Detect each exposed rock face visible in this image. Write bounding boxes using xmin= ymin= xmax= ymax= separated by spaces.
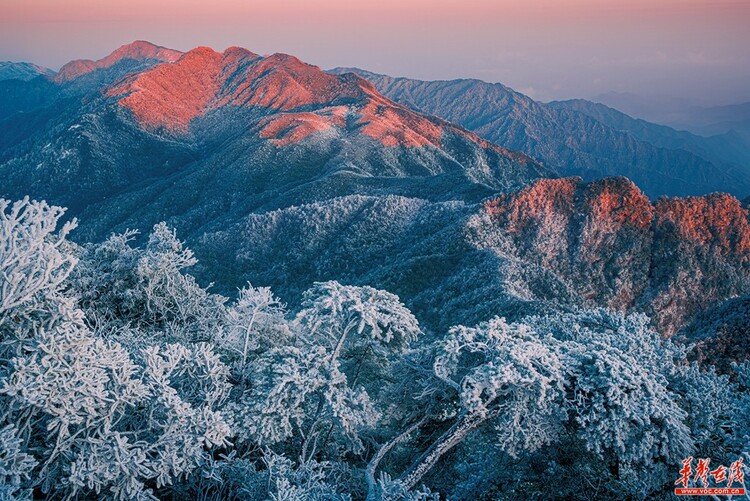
xmin=479 ymin=177 xmax=750 ymax=335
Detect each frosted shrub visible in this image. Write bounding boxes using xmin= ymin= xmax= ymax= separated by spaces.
xmin=2 ymin=319 xmax=232 ymax=499
xmin=364 ymin=310 xmax=710 ymax=499
xmin=0 ymin=201 xmax=231 ymax=499
xmin=264 ymin=453 xmax=352 ymax=501
xmin=222 ymin=284 xmax=291 ymax=369
xmin=70 ymin=223 xmax=226 ymax=339
xmin=296 ymin=281 xmax=421 ymax=358
xmin=375 ymin=317 xmax=569 ymax=495
xmin=226 ymin=282 xmax=422 ymax=471
xmin=0 ymin=425 xmax=37 ymax=501
xmin=0 ymin=197 xmax=77 ymax=341
xmin=531 ymin=311 xmax=692 ymax=462
xmin=728 ymin=361 xmax=750 ymax=454
xmin=296 ymin=281 xmax=422 ymax=404
xmin=435 ymin=318 xmax=568 ymax=455
xmin=228 ymin=343 xmax=378 ymax=456
xmin=137 ymin=223 xmax=216 ymax=327
xmin=374 ymin=472 xmax=440 ymax=501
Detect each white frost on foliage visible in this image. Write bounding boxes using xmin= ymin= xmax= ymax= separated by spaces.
xmin=0 ymin=424 xmax=37 ymax=500
xmin=1 ymin=196 xmax=749 ymax=500
xmin=434 ymin=317 xmax=568 ymax=456
xmin=296 ymin=281 xmax=421 ymax=359
xmin=0 ymin=197 xmax=77 ymax=337
xmin=222 ymin=283 xmax=290 ymax=368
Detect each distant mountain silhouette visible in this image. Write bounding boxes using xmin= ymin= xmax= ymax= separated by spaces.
xmin=0 ymin=61 xmax=54 ymax=81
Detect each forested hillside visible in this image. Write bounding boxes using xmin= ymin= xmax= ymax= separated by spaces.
xmin=2 ymin=41 xmax=750 ymax=499
xmin=1 ymin=197 xmax=749 ymax=500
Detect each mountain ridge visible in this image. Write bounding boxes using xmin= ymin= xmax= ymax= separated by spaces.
xmin=2 ymin=41 xmax=750 ymax=342
xmin=330 ymin=67 xmax=750 ymax=198
xmin=0 ymin=61 xmax=55 ymax=81
xmin=54 ymin=40 xmax=184 ymax=83
xmin=0 ymin=42 xmax=548 ymax=224
xmin=548 ymin=98 xmax=750 ymax=173
xmin=479 ymin=176 xmax=750 ymax=336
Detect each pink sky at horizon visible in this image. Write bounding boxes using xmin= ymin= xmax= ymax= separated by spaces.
xmin=2 ymin=0 xmax=749 ymax=106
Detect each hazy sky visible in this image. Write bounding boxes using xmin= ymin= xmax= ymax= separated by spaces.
xmin=2 ymin=0 xmax=749 ymax=105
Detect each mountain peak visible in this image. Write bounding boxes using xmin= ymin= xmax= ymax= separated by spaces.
xmin=105 ymin=44 xmax=448 ymax=147
xmin=223 ymin=46 xmax=261 ymax=61
xmin=55 ymin=40 xmax=183 ymax=83
xmin=181 ymin=46 xmax=221 ymax=60
xmin=0 ymin=61 xmax=55 ymax=81
xmin=107 ymin=40 xmax=181 ymax=61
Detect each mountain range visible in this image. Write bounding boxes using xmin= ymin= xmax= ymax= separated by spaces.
xmin=1 ymin=42 xmax=545 ymax=217
xmin=594 ymin=91 xmax=750 ymax=137
xmin=329 ymin=67 xmax=750 ymax=198
xmin=2 ymin=41 xmax=750 ymax=359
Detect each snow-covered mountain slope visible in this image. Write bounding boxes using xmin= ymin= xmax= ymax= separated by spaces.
xmin=3 ymin=42 xmax=750 ymax=339
xmin=193 ymin=177 xmax=750 ymax=335
xmin=0 ymin=61 xmax=54 ymax=81
xmin=0 ymin=43 xmax=547 ymax=219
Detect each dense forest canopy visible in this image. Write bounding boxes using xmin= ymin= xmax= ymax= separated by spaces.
xmin=2 ymin=197 xmax=749 ymax=500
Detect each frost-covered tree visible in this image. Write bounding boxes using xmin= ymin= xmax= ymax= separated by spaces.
xmin=4 ymin=196 xmax=750 ymax=500
xmin=295 ymin=281 xmax=422 ymax=410
xmin=70 ymin=223 xmax=226 ymax=340
xmin=187 ymin=450 xmax=357 ymax=501
xmin=2 ymin=320 xmax=232 ymax=499
xmin=364 ymin=310 xmax=702 ymax=500
xmin=365 ymin=317 xmax=568 ymax=499
xmin=533 ymin=311 xmax=693 ymax=498
xmin=296 ymin=281 xmax=421 ymax=362
xmin=1 ymin=200 xmax=231 ymax=499
xmin=0 ymin=197 xmax=77 ymax=343
xmin=226 ymin=282 xmax=421 ymax=467
xmin=221 ymin=284 xmax=291 ymax=370
xmin=726 ymin=361 xmax=750 ymax=456
xmin=226 ymin=342 xmax=379 ymax=457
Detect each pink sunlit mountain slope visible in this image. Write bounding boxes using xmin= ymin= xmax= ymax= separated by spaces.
xmin=0 ymin=41 xmax=547 ymax=219
xmin=105 ymin=44 xmax=535 ymax=159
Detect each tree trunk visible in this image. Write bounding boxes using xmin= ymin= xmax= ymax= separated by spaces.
xmin=365 ymin=417 xmax=427 ymax=501
xmin=398 ymin=409 xmax=498 ymax=491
